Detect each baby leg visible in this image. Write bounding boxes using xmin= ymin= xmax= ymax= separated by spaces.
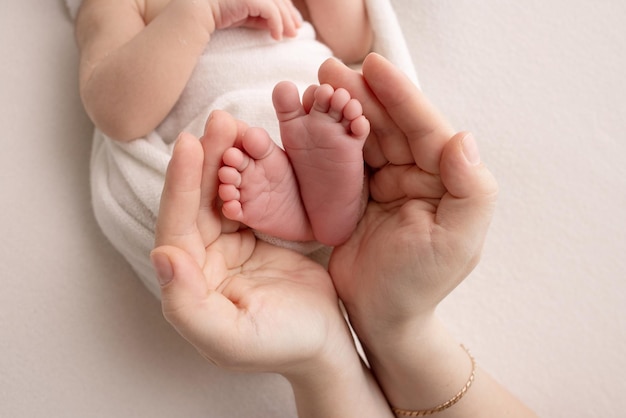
xmin=273 ymin=81 xmax=369 ymax=246
xmin=218 ymin=127 xmax=314 ymax=242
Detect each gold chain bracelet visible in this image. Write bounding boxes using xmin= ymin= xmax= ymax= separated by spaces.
xmin=391 ymin=345 xmax=476 ymax=416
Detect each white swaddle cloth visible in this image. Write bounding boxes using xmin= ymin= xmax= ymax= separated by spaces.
xmin=66 ymin=0 xmax=418 ymax=298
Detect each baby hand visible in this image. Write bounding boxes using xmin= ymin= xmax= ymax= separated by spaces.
xmin=210 ymin=0 xmax=302 ymax=40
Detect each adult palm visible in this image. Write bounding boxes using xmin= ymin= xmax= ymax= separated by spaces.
xmin=151 ymin=111 xmax=347 ymax=375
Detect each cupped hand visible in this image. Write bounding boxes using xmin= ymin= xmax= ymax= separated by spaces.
xmin=150 ymin=111 xmax=348 ymax=375
xmin=319 ymin=54 xmax=499 ymax=339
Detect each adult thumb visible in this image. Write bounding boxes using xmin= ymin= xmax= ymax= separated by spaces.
xmin=150 ymin=246 xmax=208 ymax=318
xmin=437 ymin=132 xmax=499 ymax=240
xmin=150 ymin=246 xmax=241 ymax=365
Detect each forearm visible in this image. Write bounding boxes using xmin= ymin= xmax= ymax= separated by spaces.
xmin=79 ymin=1 xmax=214 ymax=141
xmin=358 ymin=316 xmax=537 ymax=418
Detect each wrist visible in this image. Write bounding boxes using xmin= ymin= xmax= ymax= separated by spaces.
xmin=345 ymin=303 xmax=437 ymax=351
xmin=358 ymin=316 xmax=474 ymax=414
xmin=282 ymin=327 xmax=393 ymax=418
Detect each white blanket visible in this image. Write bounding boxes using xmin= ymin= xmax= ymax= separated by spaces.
xmin=66 ymin=0 xmax=418 ymax=298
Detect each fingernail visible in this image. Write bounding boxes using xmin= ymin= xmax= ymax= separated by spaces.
xmin=462 ymin=134 xmax=481 ymax=166
xmin=150 ymin=251 xmax=173 ymax=287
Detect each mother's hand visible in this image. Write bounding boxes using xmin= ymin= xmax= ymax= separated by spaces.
xmin=150 ymin=111 xmax=346 ymax=375
xmin=319 ymin=54 xmax=499 ymax=339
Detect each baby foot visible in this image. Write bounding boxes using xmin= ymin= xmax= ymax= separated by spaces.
xmin=218 ymin=126 xmax=314 ymax=242
xmin=273 ymin=81 xmax=370 ymax=246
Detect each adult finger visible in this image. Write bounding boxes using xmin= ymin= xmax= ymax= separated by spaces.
xmin=151 ymin=245 xmax=240 ymax=364
xmin=198 ymin=110 xmax=242 ymax=240
xmin=154 ymin=132 xmax=206 ymax=265
xmin=317 ymin=57 xmax=393 ymax=168
xmin=436 ymin=132 xmax=499 ymax=248
xmin=369 ymin=163 xmax=446 ymax=203
xmin=361 ymin=53 xmax=455 ymax=174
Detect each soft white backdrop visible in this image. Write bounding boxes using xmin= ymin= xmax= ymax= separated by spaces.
xmin=1 ymin=0 xmax=624 ymax=417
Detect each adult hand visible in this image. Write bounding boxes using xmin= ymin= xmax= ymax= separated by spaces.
xmin=150 ymin=110 xmax=345 ymax=375
xmin=316 ymin=54 xmax=541 ymax=418
xmin=319 ymin=53 xmax=499 ymax=341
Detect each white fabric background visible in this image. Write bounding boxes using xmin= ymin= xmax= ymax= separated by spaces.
xmin=1 ymin=0 xmax=624 ymax=416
